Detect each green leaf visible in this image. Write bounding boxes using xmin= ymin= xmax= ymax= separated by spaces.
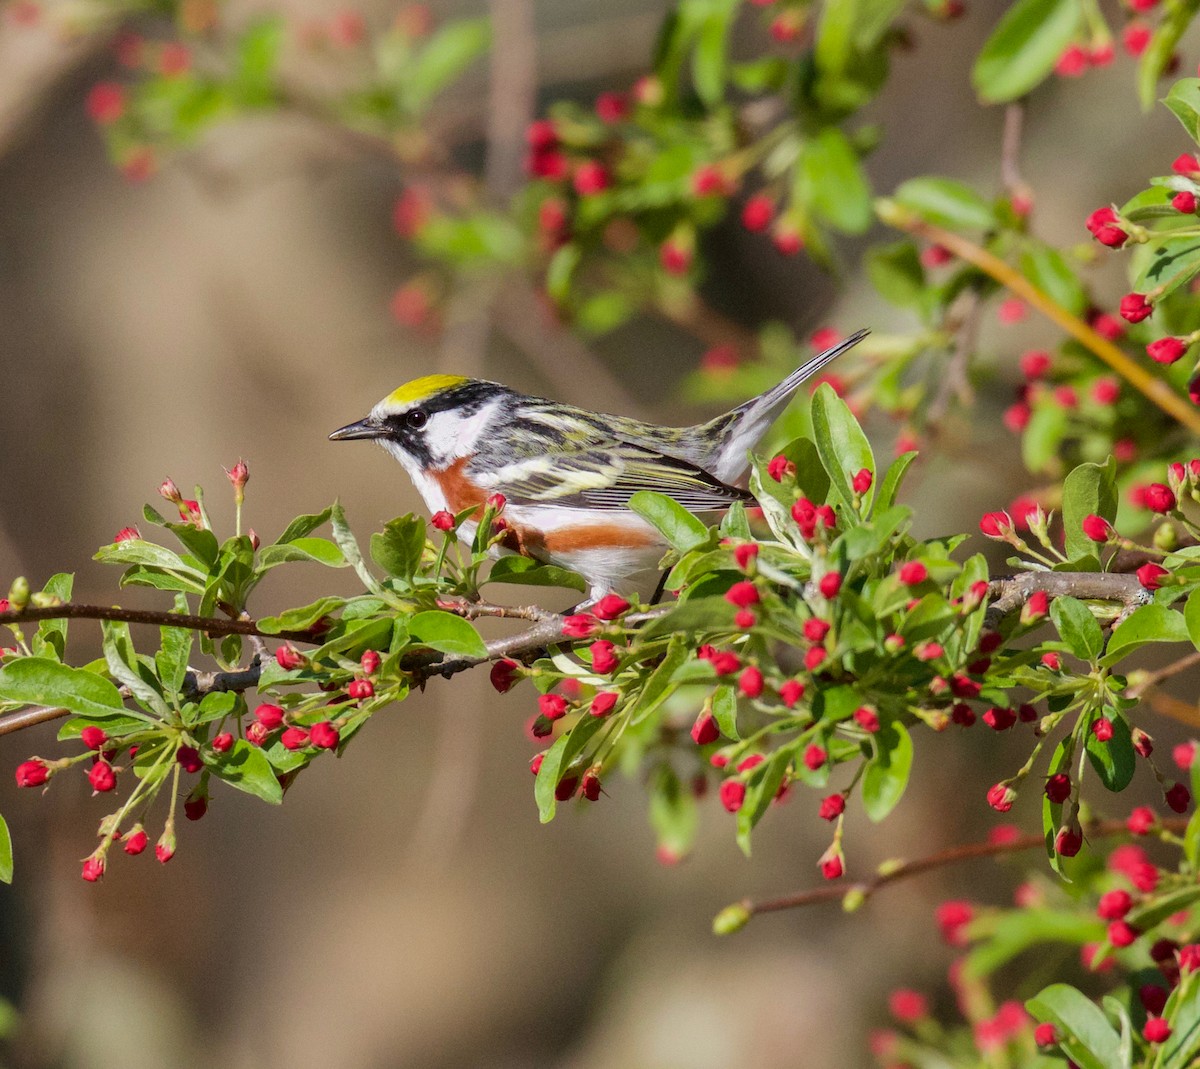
xmin=101 ymin=621 xmax=165 ymax=714
xmin=1186 ymin=587 xmax=1200 ymax=650
xmin=798 ymin=128 xmax=872 ymax=234
xmin=0 ymin=814 xmax=12 ymax=884
xmin=1103 ymin=604 xmax=1189 ymax=666
xmin=408 ymin=19 xmax=490 ymax=111
xmin=861 ymin=721 xmax=913 ymax=821
xmin=1085 ymin=713 xmax=1135 ymax=792
xmin=408 ymin=611 xmax=488 ymax=658
xmin=155 ymin=595 xmax=194 ymax=697
xmin=258 ymin=538 xmax=345 ymax=570
xmin=369 ymin=516 xmax=426 ymax=580
xmin=1139 ymin=3 xmax=1200 ymax=111
xmin=33 ymin=572 xmax=73 ymax=661
xmin=892 ymin=176 xmax=995 ymax=232
xmin=274 ymin=507 xmax=332 ymax=545
xmin=691 ymin=0 xmax=737 ymax=107
xmin=648 ymin=764 xmax=698 ymax=860
xmin=211 ymin=739 xmax=283 ymax=804
xmin=534 ymin=715 xmax=606 ymax=822
xmin=233 ymin=18 xmax=283 ymax=105
xmin=866 ymin=242 xmax=926 ymax=308
xmin=485 ymin=556 xmax=586 ymax=593
xmin=1130 ymin=233 xmax=1200 ymax=299
xmin=735 ymin=747 xmax=792 ymax=854
xmin=1127 ymin=885 xmax=1200 ymax=933
xmin=630 ymin=637 xmax=690 ymax=726
xmin=1020 ymin=244 xmax=1086 ymax=316
xmin=710 ymin=683 xmax=739 ymax=740
xmin=257 ymin=596 xmax=344 ymax=634
xmin=329 ymin=503 xmax=383 ymax=595
xmin=1050 ymin=597 xmax=1104 ymax=663
xmin=94 ymin=539 xmax=202 ymax=576
xmin=1025 ymin=983 xmax=1124 ymax=1069
xmin=967 ymin=911 xmax=1104 ymax=978
xmin=810 ymin=383 xmax=875 ymax=509
xmin=629 ymin=491 xmax=710 ymax=552
xmin=1160 ymin=970 xmax=1200 ymax=1069
xmin=1061 ymin=460 xmax=1117 ymax=561
xmin=0 ymin=658 xmax=137 ymax=721
xmin=972 ymin=0 xmax=1083 ymax=104
xmin=1165 ymin=78 xmax=1200 ymax=144
xmin=1022 ymin=403 xmax=1069 ymax=474
xmin=875 ymin=452 xmax=918 ymax=512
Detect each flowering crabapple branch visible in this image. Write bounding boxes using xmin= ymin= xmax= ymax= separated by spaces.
xmin=983 ymin=572 xmax=1151 ymax=629
xmin=724 ymin=816 xmax=1190 ymax=928
xmin=876 ymin=203 xmax=1200 ymax=437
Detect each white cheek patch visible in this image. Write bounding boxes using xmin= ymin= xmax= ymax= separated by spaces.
xmin=425 ymin=399 xmax=500 ymax=466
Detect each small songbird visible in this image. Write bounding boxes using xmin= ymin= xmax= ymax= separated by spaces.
xmin=330 ymin=329 xmax=866 ymax=602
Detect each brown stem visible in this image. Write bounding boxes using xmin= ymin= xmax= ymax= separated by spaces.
xmin=1129 ymin=649 xmax=1200 ymax=700
xmin=878 ymin=205 xmax=1200 ymax=436
xmin=985 ymin=571 xmax=1150 ymax=628
xmin=999 ymin=102 xmax=1031 ymax=204
xmin=743 ymin=816 xmax=1189 ymax=919
xmin=0 ymin=604 xmax=317 ymax=643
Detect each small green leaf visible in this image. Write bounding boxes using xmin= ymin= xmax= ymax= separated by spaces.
xmin=648 ymin=764 xmax=698 ymax=860
xmin=866 ymin=242 xmax=926 ymax=308
xmin=710 ymin=683 xmax=739 ymax=740
xmin=258 ymin=538 xmax=345 ymax=570
xmin=407 ymin=19 xmax=490 ymax=111
xmin=967 ymin=911 xmax=1104 ymax=978
xmin=1186 ymin=587 xmax=1200 ymax=650
xmin=630 ymin=637 xmax=690 ymax=726
xmin=972 ymin=0 xmax=1083 ymax=104
xmin=1020 ymin=244 xmax=1087 ymax=316
xmin=1061 ymin=460 xmax=1117 ymax=561
xmin=1165 ymin=78 xmax=1200 ymax=144
xmin=369 ymin=516 xmax=426 ymax=580
xmin=0 ymin=814 xmax=13 ymax=884
xmin=156 ymin=595 xmax=194 ymax=697
xmin=33 ymin=572 xmax=73 ymax=661
xmin=1159 ymin=968 xmax=1200 ymax=1069
xmin=1025 ymin=983 xmax=1124 ymax=1069
xmin=485 ymin=556 xmax=586 ymax=593
xmin=861 ymin=721 xmax=913 ymax=821
xmin=892 ymin=176 xmax=995 ymax=232
xmin=810 ymin=383 xmax=875 ymax=509
xmin=534 ymin=715 xmax=606 ymax=822
xmin=1139 ymin=4 xmax=1200 ymax=111
xmin=408 ymin=611 xmax=488 ymax=658
xmin=735 ymin=747 xmax=792 ymax=854
xmin=257 ymin=596 xmax=344 ymax=634
xmin=274 ymin=507 xmax=333 ymax=545
xmin=691 ymin=0 xmax=736 ymax=107
xmin=1022 ymin=403 xmax=1069 ymax=474
xmin=629 ymin=491 xmax=709 ymax=552
xmin=211 ymin=739 xmax=283 ymax=804
xmin=329 ymin=503 xmax=383 ymax=595
xmin=798 ymin=128 xmax=872 ymax=234
xmin=1103 ymin=604 xmax=1189 ymax=665
xmin=874 ymin=451 xmax=918 ymax=512
xmin=1085 ymin=713 xmax=1135 ymax=792
xmin=1050 ymin=597 xmax=1104 ymax=663
xmin=0 ymin=659 xmax=135 ymax=721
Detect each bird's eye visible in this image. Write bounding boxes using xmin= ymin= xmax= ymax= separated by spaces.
xmin=406 ymin=408 xmax=428 ymax=430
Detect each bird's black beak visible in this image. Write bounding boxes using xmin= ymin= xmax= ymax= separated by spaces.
xmin=329 ymin=417 xmax=383 ymax=442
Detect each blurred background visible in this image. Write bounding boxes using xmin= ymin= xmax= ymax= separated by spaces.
xmin=0 ymin=1 xmax=1196 ymax=1066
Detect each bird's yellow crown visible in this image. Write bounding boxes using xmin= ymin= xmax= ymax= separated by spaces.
xmin=384 ymin=375 xmax=469 ymax=409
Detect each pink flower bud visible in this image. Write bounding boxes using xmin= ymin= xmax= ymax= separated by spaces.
xmin=851 ymin=468 xmax=873 ymax=494
xmin=819 ymin=794 xmax=845 ymax=821
xmin=431 ymin=510 xmax=456 ymax=532
xmin=590 ymin=639 xmax=619 ymax=674
xmin=987 ymin=783 xmax=1015 ymax=812
xmin=691 ymin=711 xmax=719 ymax=746
xmin=1082 ymin=514 xmax=1111 ymax=542
xmin=741 ymin=193 xmax=774 ymax=232
xmin=779 ymin=680 xmax=804 ymax=708
xmin=360 ymin=649 xmax=381 ymax=675
xmin=589 ymin=691 xmax=618 ymax=718
xmin=81 ymin=856 xmax=106 ymax=882
xmin=898 ymin=561 xmax=928 ymax=585
xmin=724 ymin=581 xmax=759 ymax=608
xmin=819 ymin=572 xmax=842 ymax=598
xmin=14 ymin=759 xmax=51 ymax=790
xmin=347 ymin=679 xmax=375 ymax=701
xmin=176 ymin=746 xmax=202 ymax=773
xmin=562 ymin=614 xmax=598 ymax=638
xmin=81 ymin=726 xmax=108 ymax=751
xmin=1147 ymin=337 xmax=1188 ymax=364
xmin=114 ymin=526 xmax=140 ymax=543
xmin=803 ymin=744 xmax=827 ymax=770
xmin=573 ymin=160 xmax=609 ymax=196
xmin=211 ymin=732 xmax=234 ymax=753
xmin=310 ymin=721 xmax=340 ymax=749
xmin=538 ymin=693 xmax=568 ymax=722
xmin=489 ymin=658 xmax=519 ymax=693
xmin=1144 ymin=1018 xmax=1172 ymax=1044
xmin=1097 ymin=889 xmax=1132 ymax=920
xmin=591 ymin=594 xmax=630 ymax=620
xmin=979 ymin=511 xmax=1012 ymax=538
xmin=280 ymin=726 xmax=310 ymax=751
xmin=738 ymin=665 xmax=764 ymax=698
xmin=254 ymin=703 xmax=285 ymax=730
xmin=1137 ymin=563 xmax=1170 ymax=590
xmin=1127 ymin=806 xmax=1155 ymax=835
xmin=123 ymin=828 xmax=148 ymax=855
xmin=275 ymin=645 xmax=305 ymax=671
xmin=1120 ymin=292 xmax=1153 ymax=322
xmin=88 ymin=761 xmax=116 ymax=793
xmin=854 ymin=706 xmax=880 ymax=732
xmin=719 ymin=779 xmax=745 ymax=812
xmin=1092 ymin=717 xmax=1114 ymax=741
xmin=766 ymin=455 xmax=795 ymax=481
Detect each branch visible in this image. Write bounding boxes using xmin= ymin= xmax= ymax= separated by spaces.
xmin=739 ymin=816 xmax=1189 ymax=920
xmin=877 ymin=204 xmax=1200 ymax=437
xmin=985 ymin=571 xmax=1150 ymax=628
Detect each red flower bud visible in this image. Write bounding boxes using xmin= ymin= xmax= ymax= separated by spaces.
xmin=851 ymin=468 xmax=873 ymax=494
xmin=81 ymin=856 xmax=106 ymax=882
xmin=888 ymin=989 xmax=928 ymax=1023
xmin=1044 ymin=773 xmax=1071 ymax=803
xmin=741 ymin=193 xmax=774 ymax=232
xmin=766 ymin=455 xmax=795 ymax=482
xmin=1020 ymin=349 xmax=1052 ymax=378
xmin=804 ymin=647 xmax=827 ymax=671
xmin=1055 ymin=43 xmax=1089 ymax=77
xmin=1173 ymin=191 xmax=1197 ymax=214
xmin=659 ymin=239 xmax=691 ymax=275
xmin=738 ymin=665 xmax=764 ymax=698
xmin=1127 ymin=806 xmax=1155 ymax=835
xmin=310 ymin=721 xmax=340 ymax=749
xmin=280 ymin=726 xmax=310 ymax=751
xmin=114 ymin=526 xmax=140 ymax=543
xmin=819 ymin=572 xmax=842 ymax=598
xmin=275 ymin=645 xmax=305 ymax=671
xmin=803 ymin=744 xmax=827 ymax=771
xmin=255 ymin=704 xmax=285 ymax=729
xmin=1033 ymin=1023 xmax=1058 ymax=1048
xmin=724 ymin=581 xmax=759 ymax=608
xmin=979 ymin=511 xmax=1012 ymax=538
xmin=898 ymin=561 xmax=928 ymax=585
xmin=595 ymin=91 xmax=628 ymax=123
xmin=80 ymin=726 xmax=108 ymax=751
xmin=123 ymin=828 xmax=148 ymax=855
xmin=779 ymin=680 xmax=804 ymax=708
xmin=709 ymin=650 xmax=740 ymax=675
xmin=691 ymin=711 xmax=719 ymax=746
xmin=590 ymin=691 xmax=618 ymax=718
xmin=184 ymin=795 xmax=208 ymax=821
xmin=1055 ymin=826 xmax=1082 ymax=857
xmin=562 ymin=614 xmax=599 ymax=638
xmin=538 ymin=693 xmax=568 ymax=722
xmin=719 ymin=779 xmax=745 ymax=812
xmin=983 ymin=706 xmax=1016 ymax=731
xmin=581 ymin=771 xmax=602 ymax=801
xmin=86 ymin=82 xmax=125 ymax=124
xmin=592 ymin=594 xmax=630 ymax=620
xmin=88 ymin=761 xmax=116 ymax=792
xmin=987 ymin=783 xmax=1015 ymax=812
xmin=803 ymin=618 xmax=830 ymax=642
xmin=1085 ymin=206 xmax=1128 ymax=247
xmin=489 ymin=658 xmax=520 ymax=693
xmin=1081 ymin=514 xmax=1111 ymax=542
xmin=246 ymin=721 xmax=268 ymax=746
xmin=431 ymin=510 xmax=456 ymax=532
xmin=155 ymin=841 xmax=175 ymax=864
xmin=1147 ymin=337 xmax=1188 ymax=364
xmin=1174 ymin=153 xmax=1200 ymax=175
xmin=1166 ymin=781 xmax=1192 ymax=813
xmin=1144 ymin=1018 xmax=1172 ymax=1044
xmin=360 ymin=649 xmax=381 ymax=675
xmin=211 ymin=732 xmax=234 ymax=753
xmin=854 ymin=706 xmax=880 ymax=732
xmin=733 ymin=542 xmax=759 ymax=570
xmin=347 ymin=679 xmax=375 ymax=701
xmin=819 ymin=794 xmax=845 ymax=821
xmin=573 ymin=160 xmax=609 ymax=196
xmin=1097 ymin=889 xmax=1133 ymax=920
xmin=1120 ymin=292 xmax=1153 ymax=322
xmin=590 ymin=639 xmax=619 ymax=674
xmin=176 ymin=746 xmax=202 ymax=773
xmin=1174 ymin=741 xmax=1196 ymax=769
xmin=1092 ymin=717 xmax=1114 ymax=741
xmin=820 ymin=854 xmax=843 ymax=880
xmin=1137 ymin=562 xmax=1170 ymax=590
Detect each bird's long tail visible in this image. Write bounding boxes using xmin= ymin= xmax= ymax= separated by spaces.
xmin=703 ymin=328 xmax=870 ymax=484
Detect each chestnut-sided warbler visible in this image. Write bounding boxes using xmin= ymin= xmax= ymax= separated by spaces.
xmin=330 ymin=330 xmax=866 ymax=602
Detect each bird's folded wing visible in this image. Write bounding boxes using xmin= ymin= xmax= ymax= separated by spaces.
xmin=487 ymin=444 xmax=753 ymax=513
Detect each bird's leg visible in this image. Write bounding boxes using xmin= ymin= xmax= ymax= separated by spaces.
xmin=649 ymin=569 xmax=670 ymax=607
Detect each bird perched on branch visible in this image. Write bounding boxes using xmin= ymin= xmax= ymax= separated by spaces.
xmin=330 ymin=329 xmax=867 ymax=602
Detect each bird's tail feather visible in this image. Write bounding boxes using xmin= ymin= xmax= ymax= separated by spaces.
xmin=701 ymin=328 xmax=869 ymax=484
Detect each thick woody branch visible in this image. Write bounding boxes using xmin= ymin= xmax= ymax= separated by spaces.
xmin=0 ymin=603 xmax=318 ymax=643
xmin=740 ymin=817 xmax=1189 ymax=921
xmin=985 ymin=571 xmax=1150 ymax=629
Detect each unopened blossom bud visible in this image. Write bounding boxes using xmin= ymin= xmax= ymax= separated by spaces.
xmin=734 ymin=609 xmax=755 ymax=629
xmin=184 ymin=793 xmax=208 ymax=821
xmin=176 ymin=746 xmax=202 ymax=773
xmin=562 ymin=614 xmax=598 ymax=639
xmin=1120 ymin=292 xmax=1154 ymax=322
xmin=590 ymin=640 xmax=619 ymax=674
xmin=691 ymin=711 xmax=719 ymax=746
xmin=1137 ymin=563 xmax=1170 ymax=590
xmin=158 ymin=478 xmax=183 ymax=504
xmin=803 ymin=744 xmax=827 ymax=770
xmin=275 ymin=645 xmax=305 ymax=671
xmin=489 ymin=658 xmax=519 ymax=693
xmin=590 ymin=691 xmax=618 ymax=718
xmin=819 ymin=850 xmax=844 ymax=880
xmin=1021 ymin=590 xmax=1050 ymax=624
xmin=733 ymin=543 xmax=759 ymax=570
xmin=979 ymin=511 xmax=1013 ymax=538
xmin=819 ymin=572 xmax=842 ymax=598
xmin=431 ymin=510 xmax=455 ymax=532
xmin=1173 ymin=190 xmax=1198 ymax=214
xmin=224 ymin=459 xmax=249 ymax=505
xmin=581 ymin=770 xmax=602 ymax=801
xmin=1147 ymin=337 xmax=1188 ymax=365
xmin=739 ymin=665 xmax=764 ymax=698
xmin=155 ymin=830 xmax=175 ymax=864
xmin=592 ymin=594 xmax=630 ymax=620
xmin=804 ymin=618 xmax=830 ymax=642
xmin=15 ymin=758 xmax=49 ymax=788
xmin=211 ymin=732 xmax=234 ymax=753
xmin=255 ymin=704 xmax=285 ymax=730
xmin=766 ymin=455 xmax=795 ymax=481
xmin=819 ymin=794 xmax=845 ymax=821
xmin=779 ymin=680 xmax=804 ymax=708
xmin=1044 ymin=773 xmax=1071 ymax=803
xmin=114 ymin=526 xmax=140 ymax=543
xmin=1092 ymin=717 xmax=1114 ymax=741
xmin=280 ymin=726 xmax=310 ymax=751
xmin=854 ymin=706 xmax=880 ymax=732
xmin=1166 ymin=781 xmax=1192 ymax=812
xmin=987 ymin=783 xmax=1016 ymax=812
xmin=852 ymin=468 xmax=873 ymax=494
xmin=81 ymin=855 xmax=106 ymax=882
xmin=310 ymin=721 xmax=340 ymax=749
xmin=88 ymin=761 xmax=116 ymax=793
xmin=1097 ymin=889 xmax=1133 ymax=920
xmin=246 ymin=721 xmax=268 ymax=746
xmin=538 ymin=693 xmax=568 ymax=722
xmin=80 ymin=726 xmax=108 ymax=751
xmin=1034 ymin=1023 xmax=1058 ymax=1047
xmin=360 ymin=649 xmax=381 ymax=675
xmin=719 ymin=779 xmax=745 ymax=813
xmin=724 ymin=581 xmax=759 ymax=608
xmin=1133 ymin=728 xmax=1154 ymax=757
xmin=123 ymin=826 xmax=148 ymax=855
xmin=1055 ymin=824 xmax=1083 ymax=857
xmin=348 ymin=679 xmax=375 ymax=701
xmin=1082 ymin=514 xmax=1111 ymax=542
xmin=1144 ymin=1018 xmax=1172 ymax=1044
xmin=898 ymin=561 xmax=927 ymax=585
xmin=7 ymin=577 xmax=28 ymax=611
xmin=1174 ymin=741 xmax=1196 ymax=769
xmin=1127 ymin=806 xmax=1155 ymax=835
xmin=1174 ymin=153 xmax=1200 ymax=176
xmin=1085 ymin=206 xmax=1128 ymax=247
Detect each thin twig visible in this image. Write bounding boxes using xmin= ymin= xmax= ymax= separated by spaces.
xmin=0 ymin=604 xmax=317 ymax=643
xmin=999 ymin=102 xmax=1031 ymax=205
xmin=928 ymin=290 xmax=983 ymax=426
xmin=1129 ymin=649 xmax=1200 ymax=700
xmin=742 ymin=816 xmax=1189 ymax=919
xmin=877 ymin=204 xmax=1200 ymax=436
